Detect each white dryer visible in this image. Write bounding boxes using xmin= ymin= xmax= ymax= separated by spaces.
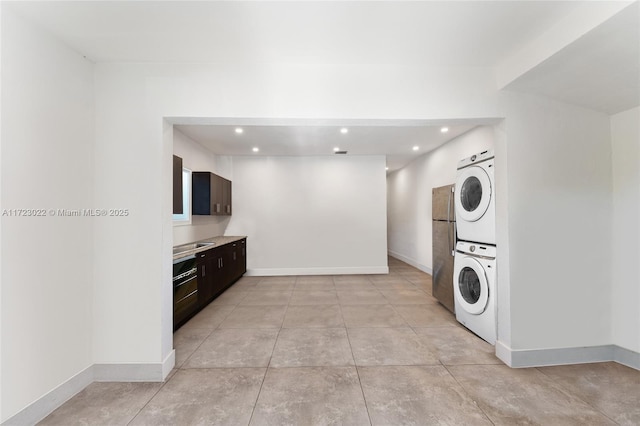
xmin=455 ymin=150 xmax=495 ymax=245
xmin=453 ymin=241 xmax=496 ymax=345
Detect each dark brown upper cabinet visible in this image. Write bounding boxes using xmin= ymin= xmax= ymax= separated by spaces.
xmin=192 ymin=171 xmax=232 ymax=216
xmin=173 ymin=155 xmax=183 ymax=214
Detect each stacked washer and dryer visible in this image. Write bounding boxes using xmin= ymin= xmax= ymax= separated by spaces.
xmin=453 ymin=150 xmax=497 ymax=344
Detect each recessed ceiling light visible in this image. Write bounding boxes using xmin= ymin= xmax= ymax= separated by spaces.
xmin=252 ymin=147 xmax=259 ymax=152
xmin=333 ymin=147 xmax=340 ymax=152
xmin=235 ymin=127 xmax=244 ymax=134
xmin=340 ymin=128 xmax=348 ymax=134
xmin=413 ymin=146 xmax=419 ymax=151
xmin=386 ymin=167 xmax=389 ymax=171
xmin=440 ymin=127 xmax=449 ymax=133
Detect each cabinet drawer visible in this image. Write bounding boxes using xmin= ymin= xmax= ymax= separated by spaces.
xmin=174 ymin=288 xmax=198 ymax=323
xmin=175 ymin=275 xmax=197 ymax=302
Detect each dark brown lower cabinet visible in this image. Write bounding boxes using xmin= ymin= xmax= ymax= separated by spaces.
xmin=185 ymin=239 xmax=247 ymax=326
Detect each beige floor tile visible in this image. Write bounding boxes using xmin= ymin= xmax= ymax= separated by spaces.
xmin=393 ymin=304 xmax=458 ymax=327
xmin=270 ymin=328 xmax=354 ymax=367
xmin=282 ymin=305 xmax=345 ymax=328
xmin=537 ymin=362 xmax=640 ymax=425
xmin=414 ymin=326 xmax=501 ymax=365
xmin=367 ymin=273 xmax=408 ymax=283
xmin=250 ymin=367 xmax=370 ymax=425
xmin=257 ymin=276 xmax=296 ymax=285
xmin=172 ymin=327 xmax=212 ymax=368
xmin=295 ymin=275 xmax=335 ymax=286
xmin=371 ymin=281 xmax=418 ymax=291
xmin=39 ymin=382 xmax=162 ymax=426
xmin=210 ymin=289 xmax=249 ymax=305
xmin=239 ymin=290 xmax=292 ymax=305
xmin=333 ymin=274 xmax=372 ymax=284
xmin=218 ymin=305 xmax=287 ymax=328
xmin=337 ymin=289 xmax=387 ymax=305
xmin=359 ymin=365 xmax=493 ymax=425
xmin=130 ymin=368 xmax=265 ymax=426
xmin=335 ymin=281 xmax=377 ymax=290
xmin=348 ymin=327 xmax=439 ymax=366
xmin=380 ymin=289 xmax=436 ymax=305
xmin=342 ymin=304 xmax=407 ymax=328
xmin=183 ymin=329 xmax=278 ymax=368
xmin=253 ymin=282 xmax=296 ymax=291
xmin=178 ymin=304 xmax=235 ymax=331
xmin=289 ymin=290 xmax=339 ymax=305
xmin=448 ymin=364 xmax=617 ymax=425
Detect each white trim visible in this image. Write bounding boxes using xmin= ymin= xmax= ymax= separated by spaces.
xmin=93 ymin=362 xmax=167 ymax=382
xmin=495 ymin=341 xmax=640 ymax=370
xmin=1 ymin=358 xmax=176 ymax=425
xmin=387 ymin=251 xmax=433 ymax=274
xmin=613 ymin=345 xmax=640 ymax=370
xmin=162 ymin=350 xmax=176 ymax=380
xmin=1 ymin=365 xmax=93 ymax=426
xmin=245 ymin=266 xmax=389 ymax=276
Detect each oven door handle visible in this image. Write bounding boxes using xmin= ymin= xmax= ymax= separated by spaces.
xmin=174 ymin=274 xmax=197 ymax=288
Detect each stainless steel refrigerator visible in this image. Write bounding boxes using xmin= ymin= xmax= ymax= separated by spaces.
xmin=432 ymin=184 xmax=456 ymax=313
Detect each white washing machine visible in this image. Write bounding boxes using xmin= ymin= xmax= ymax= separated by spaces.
xmin=455 ymin=150 xmax=495 ymax=245
xmin=453 ymin=241 xmax=496 ymax=345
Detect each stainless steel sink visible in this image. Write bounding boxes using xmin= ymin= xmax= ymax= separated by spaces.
xmin=196 ymin=242 xmax=215 ymax=247
xmin=173 ymin=241 xmax=216 ymax=256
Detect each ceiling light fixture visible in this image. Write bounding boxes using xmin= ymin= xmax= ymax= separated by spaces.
xmin=252 ymin=147 xmax=259 ymax=152
xmin=340 ymin=128 xmax=348 ymax=134
xmin=440 ymin=127 xmax=449 ymax=133
xmin=413 ymin=146 xmax=419 ymax=151
xmin=333 ymin=147 xmax=340 ymax=152
xmin=235 ymin=127 xmax=244 ymax=134
xmin=386 ymin=167 xmax=389 ymax=171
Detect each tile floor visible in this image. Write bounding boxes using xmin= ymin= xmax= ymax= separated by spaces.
xmin=39 ymin=257 xmax=640 ymax=425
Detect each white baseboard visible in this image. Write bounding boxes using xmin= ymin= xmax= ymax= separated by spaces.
xmin=2 ymin=365 xmax=93 ymax=426
xmin=495 ymin=341 xmax=640 ymax=370
xmin=613 ymin=345 xmax=640 ymax=370
xmin=162 ymin=349 xmax=176 ymax=380
xmin=387 ymin=251 xmax=433 ymax=274
xmin=2 ymin=358 xmax=173 ymax=426
xmin=246 ymin=266 xmax=389 ymax=276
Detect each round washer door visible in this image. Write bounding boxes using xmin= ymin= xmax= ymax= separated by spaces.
xmin=455 ymin=256 xmax=489 ymax=315
xmin=455 ymin=166 xmax=492 ymax=222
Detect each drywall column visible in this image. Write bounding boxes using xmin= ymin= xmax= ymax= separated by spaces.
xmin=497 ymin=92 xmax=613 ymax=364
xmin=610 ymin=107 xmax=640 ymax=361
xmin=1 ymin=8 xmax=95 ymax=423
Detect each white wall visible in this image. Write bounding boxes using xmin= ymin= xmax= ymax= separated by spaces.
xmin=500 ymin=92 xmax=612 ymax=352
xmin=387 ymin=126 xmax=495 ymax=272
xmin=89 ymin=61 xmax=500 ymax=378
xmin=226 ymin=155 xmax=388 ymax=275
xmin=172 ymin=128 xmax=231 ymax=246
xmin=610 ymin=107 xmax=640 ymax=354
xmin=0 ymin=10 xmax=95 ymax=422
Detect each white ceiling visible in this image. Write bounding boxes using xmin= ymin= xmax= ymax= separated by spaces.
xmin=175 ymin=120 xmax=483 ymax=171
xmin=504 ymin=1 xmax=639 ymax=115
xmin=5 ymin=1 xmax=588 ymax=65
xmin=5 ymin=1 xmax=638 ymax=171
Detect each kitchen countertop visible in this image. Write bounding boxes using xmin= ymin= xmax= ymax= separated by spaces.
xmin=173 ymin=236 xmax=247 ymax=260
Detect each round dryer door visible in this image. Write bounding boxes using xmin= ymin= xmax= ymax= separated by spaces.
xmin=455 ymin=256 xmax=489 ymax=315
xmin=455 ymin=166 xmax=492 ymax=222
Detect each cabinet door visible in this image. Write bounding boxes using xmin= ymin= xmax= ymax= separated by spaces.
xmin=222 ymin=178 xmax=232 ymax=215
xmin=196 ymin=252 xmax=213 ymax=307
xmin=192 ymin=172 xmax=212 ymax=215
xmin=173 ymin=155 xmax=183 ymax=214
xmin=239 ymin=238 xmax=247 ymax=276
xmin=211 ymin=174 xmax=224 ymax=215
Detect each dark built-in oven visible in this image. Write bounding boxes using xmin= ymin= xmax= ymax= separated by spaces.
xmin=173 ymin=255 xmax=198 ymax=330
